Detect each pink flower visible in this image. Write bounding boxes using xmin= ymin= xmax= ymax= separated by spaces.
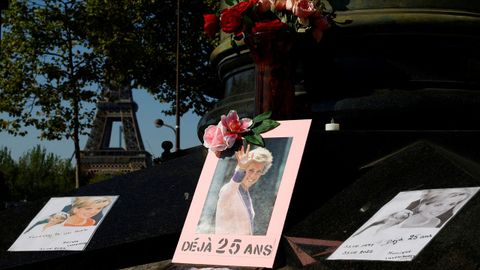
xmin=285 ymin=0 xmax=296 ymax=11
xmin=221 ymin=110 xmax=253 ymax=134
xmin=292 ymin=0 xmax=316 ymax=18
xmin=203 ymin=123 xmax=238 ymax=152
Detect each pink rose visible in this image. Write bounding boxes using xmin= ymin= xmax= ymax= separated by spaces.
xmin=292 ymin=0 xmax=316 ymax=18
xmin=203 ymin=123 xmax=238 ymax=152
xmin=285 ymin=0 xmax=296 ymax=10
xmin=221 ymin=110 xmax=252 ymax=134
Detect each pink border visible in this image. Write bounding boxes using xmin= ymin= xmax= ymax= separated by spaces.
xmin=173 ymin=120 xmax=311 ymax=267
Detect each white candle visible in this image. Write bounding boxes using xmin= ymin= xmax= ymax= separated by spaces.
xmin=325 ymin=119 xmax=340 ymax=131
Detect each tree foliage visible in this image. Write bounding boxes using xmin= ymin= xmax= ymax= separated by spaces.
xmin=0 ymin=0 xmax=102 ymax=187
xmin=1 ymin=0 xmax=220 ymax=187
xmin=0 ymin=146 xmax=75 ymax=202
xmin=1 ymin=0 xmax=219 ymax=131
xmin=85 ymin=0 xmax=219 ymax=116
xmin=0 ymin=0 xmax=99 ymax=139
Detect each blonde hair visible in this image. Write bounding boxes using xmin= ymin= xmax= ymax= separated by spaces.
xmin=248 ymin=147 xmax=273 ymax=174
xmin=70 ymin=196 xmax=112 ymax=214
xmin=414 ymin=190 xmax=470 ymax=214
xmin=420 ymin=190 xmax=469 ymax=205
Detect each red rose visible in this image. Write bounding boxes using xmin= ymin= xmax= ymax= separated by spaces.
xmin=274 ymin=0 xmax=287 ymax=11
xmin=257 ymin=0 xmax=272 ymax=13
xmin=251 ymin=19 xmax=287 ymax=33
xmin=220 ymin=8 xmax=243 ymax=34
xmin=312 ymin=13 xmax=330 ymax=30
xmin=311 ymin=13 xmax=329 ymax=42
xmin=203 ymin=14 xmax=219 ymax=38
xmin=232 ymin=0 xmax=257 ymax=14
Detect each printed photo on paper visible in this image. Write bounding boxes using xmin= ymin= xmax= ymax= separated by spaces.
xmin=196 ymin=137 xmax=291 ymax=236
xmin=328 ymin=187 xmax=479 ymax=261
xmin=9 ymin=196 xmax=118 ymax=251
xmin=173 ymin=120 xmax=311 ymax=268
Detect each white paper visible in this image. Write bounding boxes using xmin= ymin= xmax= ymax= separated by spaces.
xmin=9 ymin=196 xmax=118 ymax=251
xmin=328 ymin=187 xmax=479 ymax=261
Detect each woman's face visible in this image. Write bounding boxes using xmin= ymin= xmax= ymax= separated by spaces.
xmin=418 ymin=193 xmax=467 ymax=218
xmin=48 ymin=214 xmax=65 ymax=224
xmin=73 ymin=202 xmax=106 ymax=219
xmin=241 ymin=162 xmax=266 ymax=189
xmin=385 ymin=210 xmax=412 ymax=225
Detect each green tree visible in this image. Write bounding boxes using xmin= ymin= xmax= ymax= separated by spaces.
xmin=0 ymin=147 xmax=16 ymax=203
xmin=85 ymin=0 xmax=219 ymax=116
xmin=15 ymin=145 xmax=74 ymax=201
xmin=0 ymin=146 xmax=74 ymax=202
xmin=1 ymin=0 xmax=219 ymax=189
xmin=0 ymin=0 xmax=100 ymax=188
xmin=0 ymin=147 xmax=16 ymax=181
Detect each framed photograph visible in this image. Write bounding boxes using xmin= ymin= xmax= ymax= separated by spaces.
xmin=173 ymin=119 xmax=311 ymax=268
xmin=8 ymin=196 xmax=118 ymax=251
xmin=328 ymin=187 xmax=479 ymax=261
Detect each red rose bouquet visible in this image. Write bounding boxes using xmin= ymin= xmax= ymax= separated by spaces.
xmin=203 ymin=0 xmax=334 ymax=43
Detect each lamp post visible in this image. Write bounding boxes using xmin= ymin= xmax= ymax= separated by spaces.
xmin=174 ymin=0 xmax=181 ymax=155
xmin=154 ymin=119 xmax=179 ymax=152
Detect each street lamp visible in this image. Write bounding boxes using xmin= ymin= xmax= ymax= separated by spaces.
xmin=154 ymin=119 xmax=179 ymax=152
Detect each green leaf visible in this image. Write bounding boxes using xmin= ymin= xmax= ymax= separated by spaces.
xmin=252 ymin=119 xmax=280 ymax=134
xmin=253 ymin=111 xmax=272 ymax=123
xmin=244 ymin=134 xmax=264 ymax=147
xmin=225 ymin=0 xmax=235 ymax=6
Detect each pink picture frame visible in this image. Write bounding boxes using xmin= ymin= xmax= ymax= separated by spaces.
xmin=173 ymin=119 xmax=311 ymax=268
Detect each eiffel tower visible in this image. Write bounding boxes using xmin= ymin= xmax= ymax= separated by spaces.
xmin=80 ymin=85 xmax=152 ymax=176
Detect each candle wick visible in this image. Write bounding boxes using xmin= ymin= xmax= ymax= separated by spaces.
xmin=331 ymin=118 xmax=335 ymax=124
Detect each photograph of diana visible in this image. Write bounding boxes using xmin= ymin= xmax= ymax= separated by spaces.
xmin=350 ymin=187 xmax=478 ymax=241
xmin=8 ymin=196 xmax=118 ymax=251
xmin=328 ymin=187 xmax=479 ymax=261
xmin=196 ymin=137 xmax=292 ymax=235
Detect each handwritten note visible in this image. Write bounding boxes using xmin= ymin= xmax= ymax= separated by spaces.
xmin=9 ymin=196 xmax=118 ymax=251
xmin=329 ymin=187 xmax=479 ymax=261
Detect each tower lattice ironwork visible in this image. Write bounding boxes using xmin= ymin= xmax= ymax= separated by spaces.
xmin=80 ymin=85 xmax=151 ymax=176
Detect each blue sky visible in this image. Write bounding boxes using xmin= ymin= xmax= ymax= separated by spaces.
xmin=0 ymin=90 xmax=202 ymax=161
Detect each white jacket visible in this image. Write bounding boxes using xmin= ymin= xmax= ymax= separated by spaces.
xmin=215 ymin=173 xmax=254 ymax=235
